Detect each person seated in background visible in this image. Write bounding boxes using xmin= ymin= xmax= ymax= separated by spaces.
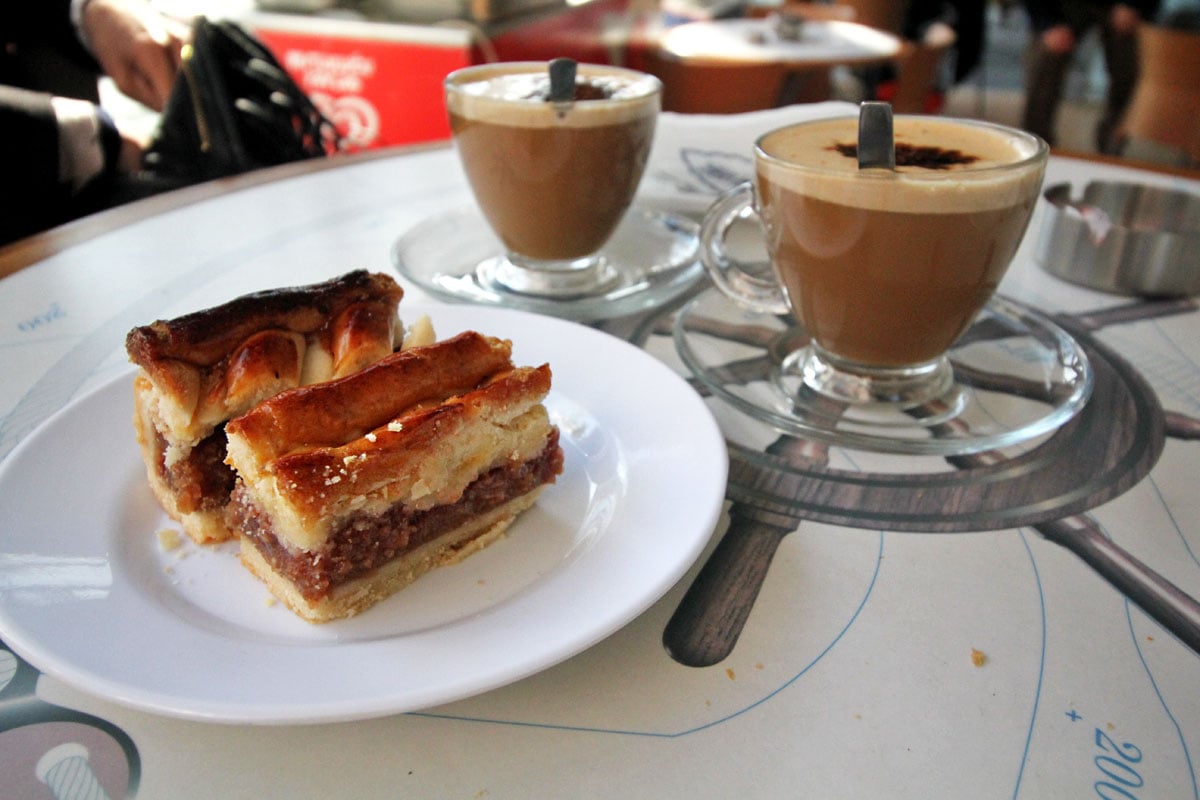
xmin=0 ymin=1 xmax=190 ymax=246
xmin=842 ymin=0 xmax=986 ymax=113
xmin=1019 ymin=0 xmax=1161 ymax=154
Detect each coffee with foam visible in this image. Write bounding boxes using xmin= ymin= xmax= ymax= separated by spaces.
xmin=753 ymin=116 xmax=1048 ymax=367
xmin=757 ymin=116 xmax=1046 ymax=214
xmin=446 ymin=63 xmax=660 ymax=262
xmin=447 ymin=65 xmax=659 ymax=126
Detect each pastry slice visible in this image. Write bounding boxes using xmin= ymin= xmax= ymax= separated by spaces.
xmin=224 ymin=331 xmax=564 ymax=623
xmin=126 ymin=270 xmax=408 ymax=544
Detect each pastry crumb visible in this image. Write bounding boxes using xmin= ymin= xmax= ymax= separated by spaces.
xmin=402 ymin=315 xmax=436 ymax=349
xmin=971 ymin=648 xmax=987 ymax=667
xmin=725 ymin=667 xmax=736 ymax=681
xmin=157 ymin=528 xmax=183 ymax=552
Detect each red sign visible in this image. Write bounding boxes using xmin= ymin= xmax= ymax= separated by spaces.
xmin=245 ymin=15 xmax=473 ymax=150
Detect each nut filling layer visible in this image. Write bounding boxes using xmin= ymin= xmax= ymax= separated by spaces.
xmin=152 ymin=425 xmax=235 ymax=514
xmin=229 ymin=432 xmax=563 ymax=601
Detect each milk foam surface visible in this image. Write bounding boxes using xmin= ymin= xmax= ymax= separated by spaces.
xmin=446 ymin=63 xmax=660 ymax=128
xmin=757 ymin=116 xmax=1047 ymax=212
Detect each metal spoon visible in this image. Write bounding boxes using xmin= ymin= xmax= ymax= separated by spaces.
xmin=548 ymin=57 xmax=577 ymax=103
xmin=857 ymin=101 xmax=895 ymax=170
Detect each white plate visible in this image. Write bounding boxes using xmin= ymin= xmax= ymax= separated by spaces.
xmin=0 ymin=305 xmax=727 ymax=724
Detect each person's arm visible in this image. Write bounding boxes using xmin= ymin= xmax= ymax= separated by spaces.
xmin=3 ymin=1 xmax=188 ymax=110
xmin=0 ymin=84 xmax=145 ymax=243
xmin=0 ymin=84 xmax=128 ymax=205
xmin=0 ymin=86 xmax=74 ymax=204
xmin=1 ymin=1 xmax=188 ymax=110
xmin=0 ymin=84 xmax=75 ymax=242
xmin=74 ymin=0 xmax=189 ymax=111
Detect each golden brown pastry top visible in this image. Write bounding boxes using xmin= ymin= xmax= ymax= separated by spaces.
xmin=126 ymin=270 xmax=403 ymax=445
xmin=225 ymin=331 xmax=556 ymax=550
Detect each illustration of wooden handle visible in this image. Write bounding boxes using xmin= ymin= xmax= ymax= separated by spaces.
xmin=663 ymin=513 xmax=792 ymax=668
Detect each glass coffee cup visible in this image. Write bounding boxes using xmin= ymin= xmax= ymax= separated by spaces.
xmin=700 ymin=113 xmax=1050 ymax=410
xmin=444 ymin=61 xmax=662 ymax=298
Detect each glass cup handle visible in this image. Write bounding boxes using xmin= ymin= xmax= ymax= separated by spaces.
xmin=698 ymin=182 xmax=790 ymax=316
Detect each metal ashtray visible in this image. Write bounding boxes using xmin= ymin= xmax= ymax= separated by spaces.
xmin=1036 ymin=181 xmax=1200 ymax=296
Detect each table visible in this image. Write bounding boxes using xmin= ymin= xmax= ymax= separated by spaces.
xmin=645 ymin=17 xmax=902 ymax=113
xmin=657 ymin=16 xmax=901 ymax=64
xmin=1 ymin=103 xmax=1199 ymax=799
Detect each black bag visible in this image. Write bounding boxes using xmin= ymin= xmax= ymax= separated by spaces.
xmin=141 ymin=17 xmax=340 ymax=186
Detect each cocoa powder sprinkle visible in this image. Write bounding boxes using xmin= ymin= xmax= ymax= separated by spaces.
xmin=830 ymin=141 xmax=980 ymax=170
xmin=523 ymin=80 xmax=615 ymax=102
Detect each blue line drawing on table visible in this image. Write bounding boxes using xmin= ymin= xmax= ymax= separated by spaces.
xmin=1011 ymin=530 xmax=1049 ymax=800
xmin=646 ymin=147 xmax=753 ymax=200
xmin=412 ymin=529 xmax=886 ymax=739
xmin=1127 ymin=603 xmax=1200 ymax=800
xmin=15 ymin=302 xmax=68 ymax=334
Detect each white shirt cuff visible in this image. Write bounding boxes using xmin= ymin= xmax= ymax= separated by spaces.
xmin=50 ymin=96 xmax=107 ymax=194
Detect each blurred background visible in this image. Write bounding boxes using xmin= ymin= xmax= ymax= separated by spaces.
xmin=59 ymin=0 xmax=1200 ymax=177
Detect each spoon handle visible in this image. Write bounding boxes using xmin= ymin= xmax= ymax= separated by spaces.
xmin=857 ymin=101 xmax=895 ymax=170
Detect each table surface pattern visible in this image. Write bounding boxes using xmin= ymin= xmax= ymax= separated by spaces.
xmin=1 ymin=103 xmax=1198 ymax=799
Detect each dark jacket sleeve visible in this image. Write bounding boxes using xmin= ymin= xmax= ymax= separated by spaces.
xmin=0 ymin=2 xmax=90 ymax=64
xmin=0 ymin=85 xmax=72 ymax=244
xmin=0 ymin=2 xmax=101 ymax=99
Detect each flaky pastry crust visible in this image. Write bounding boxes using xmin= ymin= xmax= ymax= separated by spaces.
xmin=127 ymin=270 xmax=404 ymax=446
xmin=127 ymin=270 xmax=405 ymax=543
xmin=225 ymin=331 xmax=556 ymax=551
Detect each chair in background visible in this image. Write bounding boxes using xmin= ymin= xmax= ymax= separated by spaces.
xmin=643 ymin=50 xmax=801 ymax=113
xmin=836 ymin=0 xmax=910 ymax=34
xmin=745 ymin=2 xmax=856 ymax=22
xmin=1117 ymin=23 xmax=1200 ymax=167
xmin=644 ymin=14 xmax=840 ymax=113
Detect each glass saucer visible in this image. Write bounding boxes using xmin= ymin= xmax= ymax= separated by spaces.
xmin=392 ymin=206 xmax=702 ymax=322
xmin=673 ymin=288 xmax=1094 ymax=456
